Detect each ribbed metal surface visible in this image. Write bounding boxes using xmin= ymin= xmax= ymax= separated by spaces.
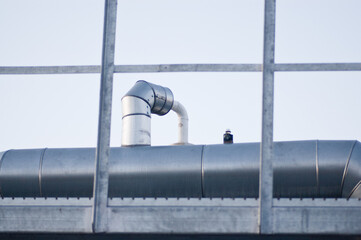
xmin=0 ymin=141 xmax=360 ymax=198
xmin=0 ymin=149 xmax=43 ymax=197
xmin=203 ymin=143 xmax=260 ymax=197
xmin=273 ymin=141 xmax=317 ymax=198
xmin=108 ymin=145 xmax=202 ymax=197
xmin=318 ymin=140 xmax=355 ymax=197
xmin=343 ymin=141 xmax=361 ymax=198
xmin=41 ymin=148 xmax=95 ymax=197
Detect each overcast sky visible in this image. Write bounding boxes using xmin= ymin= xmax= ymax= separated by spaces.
xmin=0 ymin=0 xmax=361 ymax=151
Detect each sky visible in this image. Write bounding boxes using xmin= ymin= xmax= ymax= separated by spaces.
xmin=0 ymin=0 xmax=361 ymax=152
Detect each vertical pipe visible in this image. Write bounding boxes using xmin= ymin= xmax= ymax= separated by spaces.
xmin=92 ymin=0 xmax=118 ymax=233
xmin=259 ymin=0 xmax=276 ymax=234
xmin=171 ymin=101 xmax=189 ymax=144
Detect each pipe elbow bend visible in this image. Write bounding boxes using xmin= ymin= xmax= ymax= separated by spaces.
xmin=122 ymin=80 xmax=174 ymax=117
xmin=121 ymin=81 xmax=174 ymax=146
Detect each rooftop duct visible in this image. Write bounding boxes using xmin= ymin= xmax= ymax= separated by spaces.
xmin=121 ymin=80 xmax=188 ymax=146
xmin=0 ymin=140 xmax=360 ymax=198
xmin=1 ymin=82 xmax=360 ymax=199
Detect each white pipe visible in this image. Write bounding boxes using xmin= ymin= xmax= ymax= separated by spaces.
xmin=171 ymin=101 xmax=189 ymax=145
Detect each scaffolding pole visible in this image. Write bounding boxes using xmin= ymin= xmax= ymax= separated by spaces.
xmin=92 ymin=0 xmax=118 ymax=233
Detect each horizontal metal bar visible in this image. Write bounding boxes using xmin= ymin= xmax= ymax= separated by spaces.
xmin=273 ymin=198 xmax=361 ymax=207
xmin=114 ymin=64 xmax=262 ymax=73
xmin=0 ymin=206 xmax=92 ymax=232
xmin=2 ymin=63 xmax=361 ymax=75
xmin=0 ymin=198 xmax=360 ymax=233
xmin=0 ymin=66 xmax=101 ymax=74
xmin=1 ymin=197 xmax=359 ymax=207
xmin=108 ymin=198 xmax=258 ymax=207
xmin=0 ymin=198 xmax=92 ymax=206
xmin=0 ymin=64 xmax=262 ymax=75
xmin=274 ymin=63 xmax=361 ymax=72
xmin=273 ymin=206 xmax=361 ymax=234
xmin=107 ymin=206 xmax=259 ymax=233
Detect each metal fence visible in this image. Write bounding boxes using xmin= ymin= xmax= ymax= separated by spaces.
xmin=1 ymin=0 xmax=361 ymax=235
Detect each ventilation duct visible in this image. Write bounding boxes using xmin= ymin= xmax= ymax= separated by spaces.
xmin=0 ymin=140 xmax=360 ymax=198
xmin=1 ymin=82 xmax=360 ymax=199
xmin=121 ymin=80 xmax=188 ymax=146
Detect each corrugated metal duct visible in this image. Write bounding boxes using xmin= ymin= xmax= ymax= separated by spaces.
xmin=0 ymin=140 xmax=360 ymax=198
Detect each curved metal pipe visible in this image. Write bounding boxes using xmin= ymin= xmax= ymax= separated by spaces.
xmin=1 ymin=140 xmax=360 ymax=198
xmin=121 ymin=80 xmax=174 ymax=146
xmin=171 ymin=101 xmax=189 ymax=145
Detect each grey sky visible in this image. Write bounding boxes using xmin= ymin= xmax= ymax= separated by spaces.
xmin=0 ymin=0 xmax=360 ymax=151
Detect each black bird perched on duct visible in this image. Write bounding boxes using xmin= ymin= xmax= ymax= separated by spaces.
xmin=223 ymin=129 xmax=233 ymax=144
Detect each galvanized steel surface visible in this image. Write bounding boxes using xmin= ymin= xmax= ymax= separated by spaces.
xmin=1 ymin=141 xmax=360 ymax=199
xmin=3 ymin=63 xmax=361 ymax=75
xmin=0 ymin=64 xmax=262 ymax=74
xmin=1 ymin=197 xmax=360 ymax=234
xmin=92 ymin=0 xmax=118 ymax=233
xmin=259 ymin=0 xmax=276 ymax=234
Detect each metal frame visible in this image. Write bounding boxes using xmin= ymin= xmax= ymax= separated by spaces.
xmin=2 ymin=63 xmax=361 ymax=74
xmin=0 ymin=197 xmax=360 ymax=234
xmin=92 ymin=0 xmax=118 ymax=233
xmin=1 ymin=0 xmax=361 ymax=235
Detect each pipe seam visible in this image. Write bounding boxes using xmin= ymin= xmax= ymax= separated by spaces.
xmin=38 ymin=148 xmax=47 ymax=197
xmin=348 ymin=180 xmax=361 ymax=198
xmin=122 ymin=95 xmax=152 ymax=108
xmin=0 ymin=150 xmax=10 ymax=197
xmin=316 ymin=140 xmax=320 ymax=197
xmin=122 ymin=113 xmax=151 ymax=119
xmin=201 ymin=145 xmax=205 ymax=198
xmin=341 ymin=140 xmax=357 ymax=196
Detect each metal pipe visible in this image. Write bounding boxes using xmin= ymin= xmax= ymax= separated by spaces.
xmin=171 ymin=101 xmax=189 ymax=145
xmin=121 ymin=80 xmax=174 ymax=146
xmin=1 ymin=141 xmax=360 ymax=199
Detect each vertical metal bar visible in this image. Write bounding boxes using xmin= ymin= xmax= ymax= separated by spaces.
xmin=92 ymin=0 xmax=118 ymax=233
xmin=259 ymin=0 xmax=276 ymax=234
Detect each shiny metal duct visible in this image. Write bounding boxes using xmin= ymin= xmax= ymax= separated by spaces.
xmin=121 ymin=80 xmax=174 ymax=146
xmin=0 ymin=140 xmax=360 ymax=198
xmin=121 ymin=80 xmax=189 ymax=146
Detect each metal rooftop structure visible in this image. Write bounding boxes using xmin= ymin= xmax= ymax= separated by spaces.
xmin=0 ymin=0 xmax=361 ymax=239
